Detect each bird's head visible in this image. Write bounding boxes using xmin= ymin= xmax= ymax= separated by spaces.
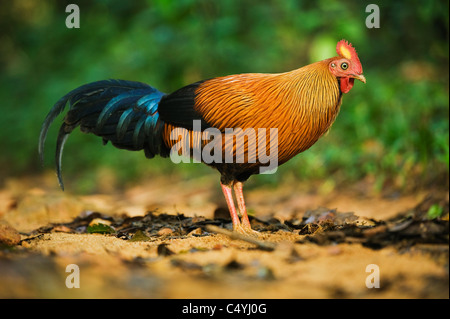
xmin=329 ymin=39 xmax=366 ymax=94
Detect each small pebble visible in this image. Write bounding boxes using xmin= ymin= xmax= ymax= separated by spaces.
xmin=257 ymin=266 xmax=275 ymax=280
xmin=158 ymin=243 xmax=175 ymax=256
xmin=52 ymin=225 xmax=73 ymax=233
xmin=187 ymin=227 xmax=203 ymax=236
xmin=0 ymin=224 xmax=21 ymax=246
xmin=157 ymin=227 xmax=173 ymax=236
xmin=88 ymin=218 xmax=112 ymax=226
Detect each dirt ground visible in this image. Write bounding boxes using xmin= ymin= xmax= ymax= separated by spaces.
xmin=0 ymin=172 xmax=448 ymax=299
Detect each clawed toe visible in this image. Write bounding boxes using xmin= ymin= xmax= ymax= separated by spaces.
xmin=233 ymin=225 xmax=260 ymax=237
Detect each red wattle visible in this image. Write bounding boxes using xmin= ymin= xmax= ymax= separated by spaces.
xmin=340 ymin=77 xmax=354 ymax=94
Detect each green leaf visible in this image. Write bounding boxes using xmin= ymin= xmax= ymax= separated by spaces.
xmin=86 ymin=223 xmax=115 ymax=234
xmin=427 ymin=204 xmax=444 ymax=220
xmin=129 ymin=230 xmax=151 ymax=242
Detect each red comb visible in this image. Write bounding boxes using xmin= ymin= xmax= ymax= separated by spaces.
xmin=336 ymin=39 xmax=362 ymax=73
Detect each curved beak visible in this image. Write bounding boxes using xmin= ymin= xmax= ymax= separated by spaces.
xmin=354 ymin=74 xmax=366 ymax=84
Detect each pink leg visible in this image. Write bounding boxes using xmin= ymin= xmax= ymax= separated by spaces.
xmin=233 ymin=181 xmax=251 ymax=228
xmin=220 ymin=183 xmax=241 ymax=229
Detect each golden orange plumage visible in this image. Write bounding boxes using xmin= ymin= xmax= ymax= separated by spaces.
xmin=158 ymin=40 xmax=365 ymax=233
xmin=41 ymin=39 xmax=365 ymax=233
xmin=162 ymin=59 xmax=342 ymax=172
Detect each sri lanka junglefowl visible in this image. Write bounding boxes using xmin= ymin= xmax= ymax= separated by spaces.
xmin=39 ymin=39 xmax=365 ymax=233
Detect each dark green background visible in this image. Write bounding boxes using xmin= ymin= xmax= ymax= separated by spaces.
xmin=0 ymin=0 xmax=448 ymax=193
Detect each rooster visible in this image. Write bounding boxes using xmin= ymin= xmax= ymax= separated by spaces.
xmin=39 ymin=39 xmax=365 ymax=233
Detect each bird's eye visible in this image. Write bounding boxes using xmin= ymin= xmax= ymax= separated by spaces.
xmin=341 ymin=62 xmax=349 ymax=70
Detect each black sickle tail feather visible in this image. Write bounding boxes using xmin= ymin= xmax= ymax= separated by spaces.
xmin=39 ymin=79 xmax=169 ymax=190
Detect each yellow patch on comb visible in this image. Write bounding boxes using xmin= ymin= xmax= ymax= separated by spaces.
xmin=336 ymin=39 xmax=363 ymax=73
xmin=338 ymin=45 xmax=352 ymax=60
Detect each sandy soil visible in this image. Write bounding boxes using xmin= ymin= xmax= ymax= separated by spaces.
xmin=0 ymin=173 xmax=448 ymax=299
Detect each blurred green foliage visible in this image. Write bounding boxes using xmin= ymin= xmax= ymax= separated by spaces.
xmin=427 ymin=204 xmax=444 ymax=219
xmin=0 ymin=0 xmax=448 ymax=193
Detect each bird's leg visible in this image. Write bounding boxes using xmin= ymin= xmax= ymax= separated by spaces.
xmin=220 ymin=182 xmax=241 ymax=230
xmin=233 ymin=181 xmax=251 ymax=229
